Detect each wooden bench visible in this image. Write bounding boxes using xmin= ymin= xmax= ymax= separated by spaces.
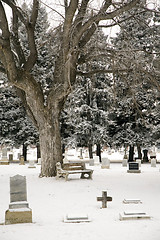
xmin=56 ymin=162 xmax=93 ymax=181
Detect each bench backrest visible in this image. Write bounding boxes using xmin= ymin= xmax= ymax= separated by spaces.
xmin=63 ymin=162 xmax=86 ymax=171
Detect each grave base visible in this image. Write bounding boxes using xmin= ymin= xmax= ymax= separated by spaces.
xmin=127 ymin=170 xmax=141 ymax=173
xmin=119 ymin=213 xmax=150 ymax=221
xmin=0 ymin=160 xmax=9 ymax=165
xmin=101 ymin=166 xmax=110 ymax=169
xmin=5 ymin=208 xmax=32 ymax=224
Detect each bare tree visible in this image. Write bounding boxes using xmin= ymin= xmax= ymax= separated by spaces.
xmin=0 ymin=0 xmax=145 ymax=177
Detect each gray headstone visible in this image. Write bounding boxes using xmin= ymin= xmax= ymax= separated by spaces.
xmin=101 ymin=157 xmax=110 ymax=169
xmin=89 ymin=158 xmax=94 ymax=166
xmin=122 ymin=159 xmax=127 ymax=167
xmin=2 ymin=148 xmax=7 ymax=159
xmin=151 ymin=158 xmax=156 ymax=167
xmin=10 ymin=175 xmax=27 ymax=203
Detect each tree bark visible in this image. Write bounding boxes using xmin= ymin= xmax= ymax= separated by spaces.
xmin=128 ymin=145 xmax=134 ymax=162
xmin=136 ymin=143 xmax=142 ymax=159
xmin=39 ymin=114 xmax=63 ymax=177
xmin=88 ymin=143 xmax=93 ymax=159
xmin=22 ymin=143 xmax=27 ymax=161
xmin=36 ymin=143 xmax=41 ymax=160
xmin=143 ymin=149 xmax=149 ymax=162
xmin=96 ymin=143 xmax=101 ymax=162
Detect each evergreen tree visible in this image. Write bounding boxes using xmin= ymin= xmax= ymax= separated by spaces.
xmin=61 ymin=29 xmax=113 ymax=158
xmin=0 ymin=76 xmax=39 ymax=160
xmin=107 ymin=4 xmax=160 ymax=160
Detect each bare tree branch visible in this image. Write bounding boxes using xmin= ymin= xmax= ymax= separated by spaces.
xmin=23 ymin=0 xmax=39 ymax=71
xmin=77 ymin=68 xmax=132 ymax=77
xmin=75 ymin=0 xmax=140 ymax=48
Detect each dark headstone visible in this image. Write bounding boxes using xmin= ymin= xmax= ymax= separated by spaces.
xmin=129 ymin=162 xmax=139 ymax=170
xmin=127 ymin=162 xmax=141 ymax=173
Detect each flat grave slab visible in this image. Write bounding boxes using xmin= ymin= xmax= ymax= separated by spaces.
xmin=64 ymin=214 xmax=91 ymax=223
xmin=123 ymin=199 xmax=142 ymax=204
xmin=119 ymin=211 xmax=151 ymax=220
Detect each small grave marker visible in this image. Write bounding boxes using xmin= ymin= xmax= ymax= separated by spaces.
xmin=119 ymin=211 xmax=150 ymax=220
xmin=123 ymin=199 xmax=142 ymax=204
xmin=101 ymin=157 xmax=110 ymax=169
xmin=136 ymin=159 xmax=141 ymax=167
xmin=89 ymin=158 xmax=94 ymax=166
xmin=97 ymin=191 xmax=112 ymax=208
xmin=37 ymin=158 xmax=41 ymax=165
xmin=122 ymin=158 xmax=127 ymax=167
xmin=127 ymin=162 xmax=141 ymax=173
xmin=151 ymin=158 xmax=156 ymax=167
xmin=19 ymin=155 xmax=25 ymax=165
xmin=28 ymin=160 xmax=36 ymax=168
xmin=64 ymin=214 xmax=90 ymax=223
xmin=93 ymin=156 xmax=100 ymax=165
xmin=0 ymin=148 xmax=9 ymax=165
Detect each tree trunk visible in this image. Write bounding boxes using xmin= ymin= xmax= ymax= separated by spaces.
xmin=136 ymin=143 xmax=142 ymax=159
xmin=128 ymin=145 xmax=134 ymax=162
xmin=88 ymin=143 xmax=93 ymax=159
xmin=36 ymin=143 xmax=41 ymax=160
xmin=96 ymin=143 xmax=101 ymax=162
xmin=143 ymin=149 xmax=149 ymax=162
xmin=39 ymin=114 xmax=63 ymax=177
xmin=22 ymin=143 xmax=27 ymax=161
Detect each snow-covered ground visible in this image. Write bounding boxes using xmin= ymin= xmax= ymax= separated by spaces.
xmin=0 ymin=162 xmax=160 ymax=240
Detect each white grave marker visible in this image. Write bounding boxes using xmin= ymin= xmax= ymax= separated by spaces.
xmin=28 ymin=160 xmax=36 ymax=168
xmin=123 ymin=199 xmax=142 ymax=204
xmin=119 ymin=211 xmax=150 ymax=220
xmin=101 ymin=157 xmax=110 ymax=169
xmin=151 ymin=158 xmax=156 ymax=167
xmin=64 ymin=214 xmax=90 ymax=223
xmin=93 ymin=156 xmax=100 ymax=165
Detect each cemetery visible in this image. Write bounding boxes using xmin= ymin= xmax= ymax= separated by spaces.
xmin=0 ymin=147 xmax=160 ymax=240
xmin=0 ymin=1 xmax=160 ymax=240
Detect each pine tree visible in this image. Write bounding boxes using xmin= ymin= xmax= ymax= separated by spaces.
xmin=61 ymin=29 xmax=112 ymax=158
xmin=107 ymin=4 xmax=160 ymax=160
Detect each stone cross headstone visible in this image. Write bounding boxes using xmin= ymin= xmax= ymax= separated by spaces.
xmin=97 ymin=191 xmax=112 ymax=208
xmin=101 ymin=157 xmax=110 ymax=169
xmin=5 ymin=175 xmax=32 ymax=224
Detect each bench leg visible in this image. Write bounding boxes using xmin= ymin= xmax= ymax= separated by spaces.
xmin=65 ymin=173 xmax=69 ymax=181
